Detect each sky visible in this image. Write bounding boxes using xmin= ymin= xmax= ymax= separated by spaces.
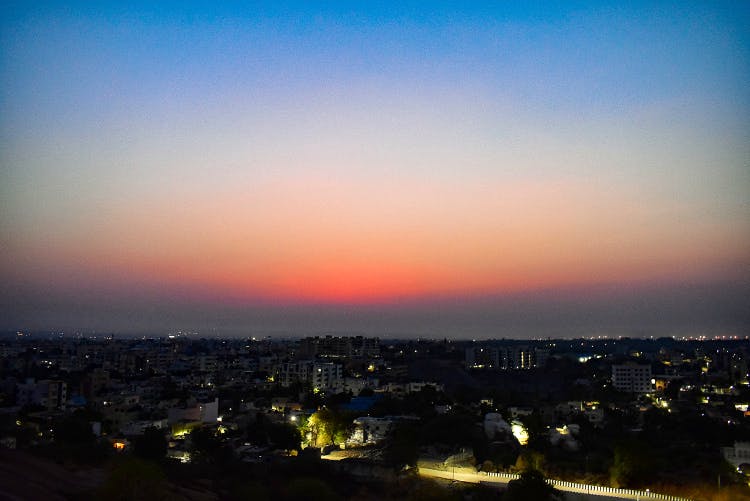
xmin=1 ymin=1 xmax=749 ymax=338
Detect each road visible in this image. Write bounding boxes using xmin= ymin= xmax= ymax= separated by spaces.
xmin=418 ymin=467 xmax=689 ymax=501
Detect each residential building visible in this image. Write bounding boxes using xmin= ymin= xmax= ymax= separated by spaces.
xmin=611 ymin=363 xmax=653 ymax=393
xmin=723 ymin=442 xmax=750 ymax=469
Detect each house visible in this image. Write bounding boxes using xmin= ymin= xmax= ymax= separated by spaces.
xmin=722 ymin=442 xmax=750 ymax=469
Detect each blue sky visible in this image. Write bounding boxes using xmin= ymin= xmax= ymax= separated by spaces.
xmin=1 ymin=1 xmax=748 ymax=337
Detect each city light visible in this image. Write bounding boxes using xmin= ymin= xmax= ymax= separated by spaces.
xmin=511 ymin=422 xmax=529 ymax=446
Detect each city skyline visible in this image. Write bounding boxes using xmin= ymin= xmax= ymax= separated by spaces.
xmin=1 ymin=2 xmax=749 ymax=338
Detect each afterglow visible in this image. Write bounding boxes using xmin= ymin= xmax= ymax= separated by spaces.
xmin=1 ymin=2 xmax=748 ymax=337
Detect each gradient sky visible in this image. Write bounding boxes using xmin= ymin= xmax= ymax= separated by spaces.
xmin=1 ymin=2 xmax=749 ymax=338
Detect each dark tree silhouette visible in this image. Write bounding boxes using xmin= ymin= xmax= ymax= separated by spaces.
xmin=505 ymin=469 xmax=564 ymax=501
xmin=133 ymin=426 xmax=167 ymax=461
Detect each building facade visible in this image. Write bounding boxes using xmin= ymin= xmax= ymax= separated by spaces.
xmin=611 ymin=363 xmax=653 ymax=393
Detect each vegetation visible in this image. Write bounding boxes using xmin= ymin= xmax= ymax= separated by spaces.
xmin=188 ymin=426 xmax=232 ymax=464
xmin=133 ymin=426 xmax=167 ymax=461
xmin=383 ymin=421 xmax=419 ymax=470
xmin=247 ymin=413 xmax=302 ymax=451
xmin=301 ymin=407 xmax=354 ymax=448
xmin=505 ymin=469 xmax=564 ymax=501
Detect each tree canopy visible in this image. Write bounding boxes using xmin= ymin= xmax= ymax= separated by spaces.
xmin=505 ymin=469 xmax=564 ymax=501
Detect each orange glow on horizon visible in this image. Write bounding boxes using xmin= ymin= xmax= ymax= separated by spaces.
xmin=5 ymin=175 xmax=748 ymax=306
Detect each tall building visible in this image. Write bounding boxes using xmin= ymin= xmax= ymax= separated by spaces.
xmin=466 ymin=346 xmax=501 ymax=369
xmin=466 ymin=345 xmax=547 ymax=370
xmin=274 ymin=360 xmax=343 ymax=391
xmin=611 ymin=363 xmax=652 ymax=393
xmin=297 ymin=335 xmax=380 ymax=359
xmin=311 ymin=362 xmax=343 ymax=391
xmin=509 ymin=346 xmax=535 ymax=370
xmin=16 ymin=379 xmax=67 ymax=411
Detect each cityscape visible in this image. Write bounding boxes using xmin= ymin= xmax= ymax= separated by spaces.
xmin=2 ymin=2 xmax=749 ymax=501
xmin=0 ymin=332 xmax=749 ymax=500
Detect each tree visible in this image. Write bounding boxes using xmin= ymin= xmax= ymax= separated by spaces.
xmin=303 ymin=408 xmax=353 ymax=448
xmin=505 ymin=469 xmax=564 ymax=501
xmin=54 ymin=413 xmax=96 ymax=445
xmin=419 ymin=411 xmax=476 ymax=447
xmin=518 ymin=411 xmax=547 ymax=450
xmin=268 ymin=422 xmax=301 ymax=451
xmin=189 ymin=426 xmax=230 ymax=464
xmin=247 ymin=412 xmax=270 ymax=446
xmin=481 ymin=460 xmax=496 ymax=473
xmin=133 ymin=426 xmax=167 ymax=461
xmin=609 ymin=442 xmax=654 ymax=488
xmin=514 ymin=450 xmax=545 ymax=473
xmin=383 ymin=422 xmax=419 ymax=471
xmin=52 ymin=411 xmax=109 ymax=464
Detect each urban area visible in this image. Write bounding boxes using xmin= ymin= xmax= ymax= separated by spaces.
xmin=1 ymin=332 xmax=749 ymax=501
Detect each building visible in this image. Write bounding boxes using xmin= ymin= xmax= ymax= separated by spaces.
xmin=347 ymin=415 xmax=419 ymax=446
xmin=510 ymin=346 xmax=535 ymax=370
xmin=81 ymin=368 xmax=109 ymax=399
xmin=275 ymin=361 xmax=314 ymax=387
xmin=466 ymin=347 xmax=501 ymax=369
xmin=273 ymin=361 xmax=343 ymax=391
xmin=16 ymin=379 xmax=67 ymax=411
xmin=330 ymin=377 xmax=379 ymax=395
xmin=722 ymin=442 xmax=750 ymax=469
xmin=534 ymin=348 xmax=551 ymax=368
xmin=167 ymin=398 xmax=219 ymax=424
xmin=611 ymin=363 xmax=652 ymax=393
xmin=380 ymin=381 xmax=444 ymax=396
xmin=297 ymin=335 xmax=380 ymax=359
xmin=311 ymin=362 xmax=343 ymax=391
xmin=121 ymin=419 xmax=168 ymax=436
xmin=466 ymin=345 xmax=546 ymax=370
xmin=348 ymin=416 xmax=394 ymax=445
xmin=196 ymin=354 xmax=218 ymax=372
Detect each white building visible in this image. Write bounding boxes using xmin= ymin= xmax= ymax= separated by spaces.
xmin=275 ymin=361 xmax=314 ymax=387
xmin=330 ymin=377 xmax=379 ymax=395
xmin=121 ymin=419 xmax=169 ymax=436
xmin=274 ymin=361 xmax=343 ymax=391
xmin=347 ymin=416 xmax=419 ymax=446
xmin=311 ymin=362 xmax=343 ymax=391
xmin=723 ymin=442 xmax=750 ymax=469
xmin=380 ymin=381 xmax=444 ymax=396
xmin=348 ymin=416 xmax=395 ymax=446
xmin=167 ymin=398 xmax=219 ymax=424
xmin=611 ymin=363 xmax=652 ymax=393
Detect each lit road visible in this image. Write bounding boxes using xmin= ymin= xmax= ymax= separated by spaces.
xmin=418 ymin=467 xmax=690 ymax=501
xmin=419 ymin=467 xmax=490 ymax=485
